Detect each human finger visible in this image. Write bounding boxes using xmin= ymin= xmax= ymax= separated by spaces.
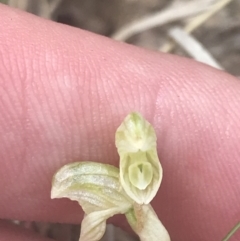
xmin=0 ymin=4 xmax=239 ymax=241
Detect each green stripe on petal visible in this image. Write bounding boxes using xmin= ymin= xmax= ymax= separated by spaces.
xmin=52 ymin=162 xmax=119 ymax=183
xmin=51 ymin=162 xmax=133 ymax=214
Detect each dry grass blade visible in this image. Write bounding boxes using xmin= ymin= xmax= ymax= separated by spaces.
xmin=111 ymin=0 xmax=217 ymax=41
xmin=222 ymin=222 xmax=240 ymax=241
xmin=160 ymin=0 xmax=235 ymax=53
xmin=168 ymin=27 xmax=223 ymax=69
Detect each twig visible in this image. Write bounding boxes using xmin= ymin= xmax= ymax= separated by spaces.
xmin=160 ymin=0 xmax=234 ymax=52
xmin=168 ymin=27 xmax=223 ymax=69
xmin=111 ymin=0 xmax=217 ymax=41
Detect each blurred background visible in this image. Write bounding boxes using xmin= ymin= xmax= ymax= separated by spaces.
xmin=1 ymin=0 xmax=240 ymax=240
xmin=5 ymin=0 xmax=240 ymax=76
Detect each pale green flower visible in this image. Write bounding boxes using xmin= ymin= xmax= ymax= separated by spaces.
xmin=51 ymin=162 xmax=133 ymax=241
xmin=115 ymin=112 xmax=162 ymax=204
xmin=51 ymin=112 xmax=170 ymax=241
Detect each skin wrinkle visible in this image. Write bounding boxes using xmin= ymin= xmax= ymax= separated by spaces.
xmin=99 ymin=74 xmax=122 ymax=134
xmin=112 ymin=75 xmax=131 ymax=111
xmin=95 ymin=76 xmax=112 ymax=160
xmin=0 ymin=4 xmax=240 ymax=241
xmin=151 ymin=64 xmax=239 ymax=239
xmin=98 ymin=56 xmax=135 ymax=115
xmin=0 ymin=48 xmax=27 ymax=192
xmin=77 ymin=50 xmax=104 ymax=159
xmin=60 ymin=56 xmax=88 ymax=161
xmin=64 ymin=63 xmax=82 ymax=161
xmin=47 ymin=64 xmax=71 ymax=161
xmin=30 ymin=82 xmax=59 ymax=164
xmin=88 ymin=72 xmax=102 ymax=159
xmin=125 ymin=58 xmax=157 ymax=111
xmin=20 ymin=44 xmax=30 ymax=185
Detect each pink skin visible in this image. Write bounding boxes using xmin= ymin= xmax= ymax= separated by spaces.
xmin=0 ymin=4 xmax=239 ymax=241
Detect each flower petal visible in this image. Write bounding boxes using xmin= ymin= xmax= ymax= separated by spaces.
xmin=115 ymin=112 xmax=157 ymax=153
xmin=51 ymin=162 xmax=132 ymax=213
xmin=126 ymin=204 xmax=171 ymax=241
xmin=80 ymin=207 xmax=129 ymax=241
xmin=115 ymin=112 xmax=162 ymax=204
xmin=128 ymin=160 xmax=153 ymax=190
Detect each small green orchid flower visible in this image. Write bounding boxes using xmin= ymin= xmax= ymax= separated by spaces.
xmin=51 ymin=112 xmax=170 ymax=241
xmin=115 ymin=112 xmax=162 ymax=204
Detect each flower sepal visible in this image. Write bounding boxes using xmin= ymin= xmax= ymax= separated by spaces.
xmin=126 ymin=204 xmax=171 ymax=241
xmin=51 ymin=162 xmax=133 ymax=241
